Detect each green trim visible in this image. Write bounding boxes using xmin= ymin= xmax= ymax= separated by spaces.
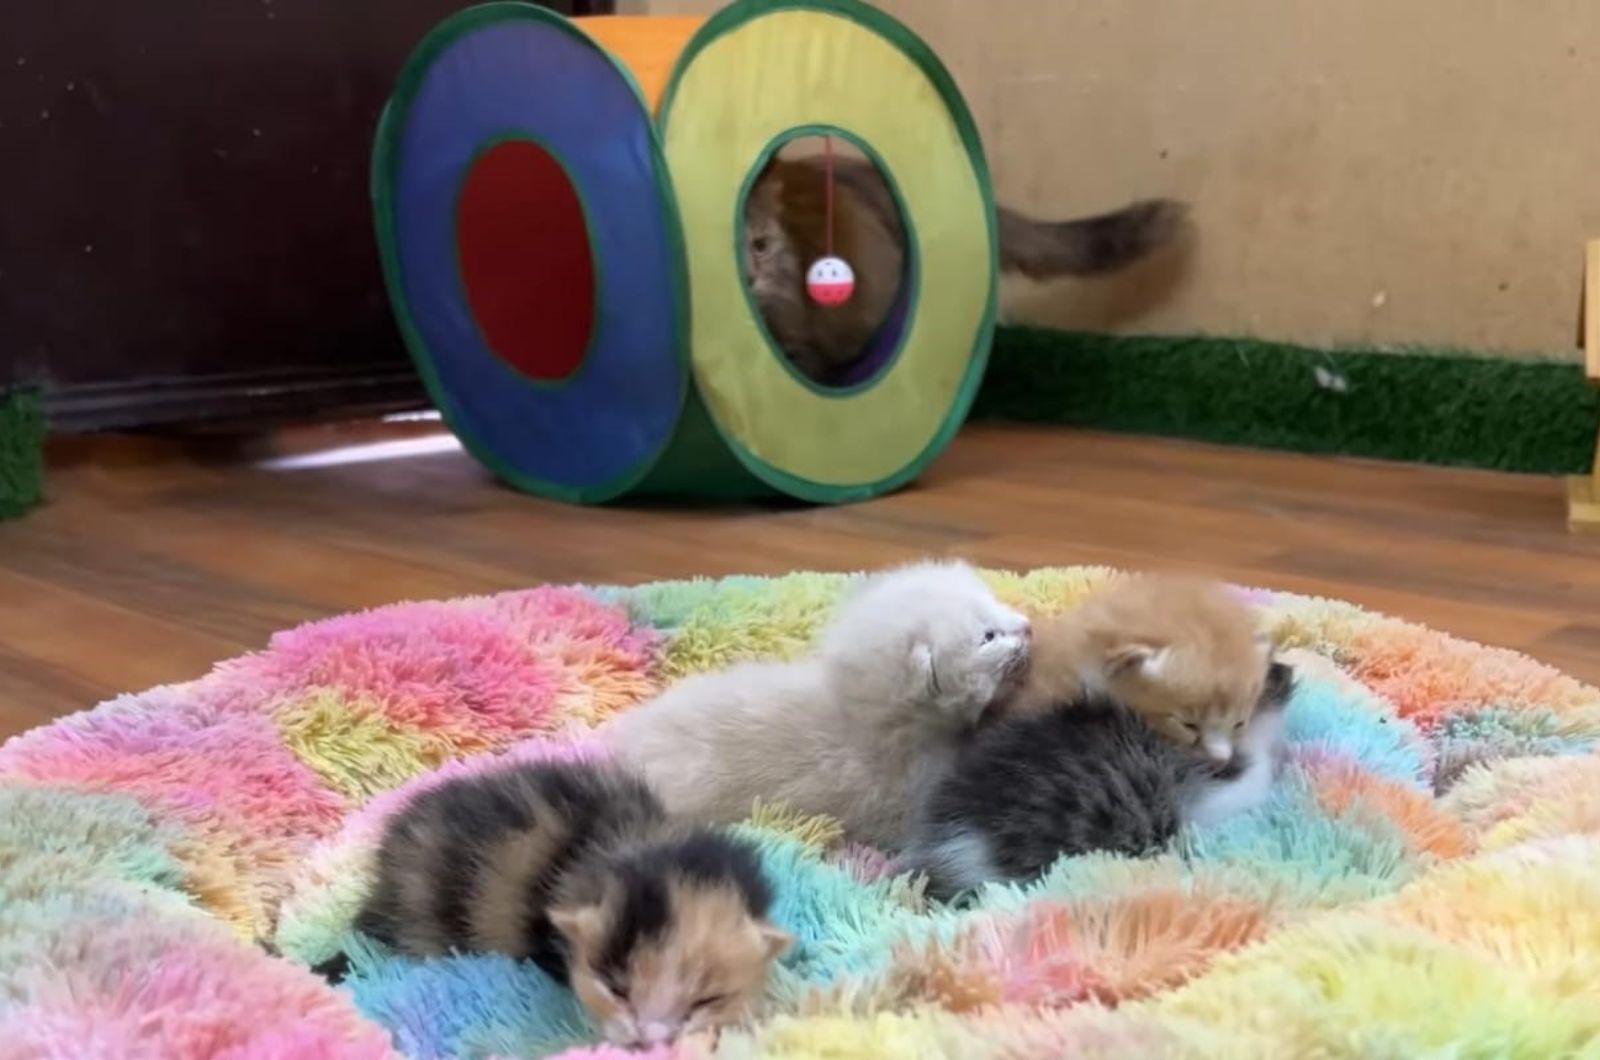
xmin=732 ymin=125 xmax=921 ymax=398
xmin=450 ymin=131 xmax=602 ymax=391
xmin=634 ymin=387 xmax=776 ymax=499
xmin=973 ymin=327 xmax=1600 ymax=475
xmin=659 ymin=0 xmax=999 ymax=504
xmin=372 ymin=1 xmax=692 ymax=505
xmin=0 ymin=389 xmax=44 ymax=520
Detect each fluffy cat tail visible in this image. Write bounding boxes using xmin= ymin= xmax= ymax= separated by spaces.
xmin=997 ymin=198 xmax=1188 ymax=278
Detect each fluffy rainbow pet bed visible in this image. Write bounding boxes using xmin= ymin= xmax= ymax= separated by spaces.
xmin=4 ymin=569 xmax=1600 ymax=1058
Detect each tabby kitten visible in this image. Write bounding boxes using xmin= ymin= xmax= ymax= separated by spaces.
xmin=743 ymin=152 xmax=1186 ymax=381
xmin=348 ymin=759 xmax=790 ymax=1048
xmin=907 ymin=661 xmax=1294 ymax=899
xmin=1008 ymin=575 xmax=1273 ymax=763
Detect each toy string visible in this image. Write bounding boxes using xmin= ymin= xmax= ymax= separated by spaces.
xmin=824 ymin=134 xmax=834 ymax=258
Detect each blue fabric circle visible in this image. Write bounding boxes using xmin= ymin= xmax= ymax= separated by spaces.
xmin=387 ymin=14 xmax=684 ymax=494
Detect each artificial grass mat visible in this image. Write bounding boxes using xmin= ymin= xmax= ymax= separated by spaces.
xmin=0 ymin=389 xmax=44 ymax=520
xmin=974 ymin=327 xmax=1600 ymax=475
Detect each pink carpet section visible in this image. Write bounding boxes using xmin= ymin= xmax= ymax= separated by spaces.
xmin=0 ymin=585 xmax=653 ymax=1059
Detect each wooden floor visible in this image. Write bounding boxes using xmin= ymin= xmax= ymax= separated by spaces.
xmin=1 ymin=420 xmax=1596 ymax=740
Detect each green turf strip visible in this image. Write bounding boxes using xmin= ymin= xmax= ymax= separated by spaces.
xmin=0 ymin=389 xmax=45 ymax=520
xmin=973 ymin=327 xmax=1599 ymax=474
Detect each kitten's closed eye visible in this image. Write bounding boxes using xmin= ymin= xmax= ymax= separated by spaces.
xmin=692 ymin=993 xmax=729 ymax=1012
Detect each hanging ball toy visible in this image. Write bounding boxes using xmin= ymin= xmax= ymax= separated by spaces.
xmin=807 ymin=255 xmax=855 ymax=306
xmin=804 ymin=134 xmax=855 ymax=306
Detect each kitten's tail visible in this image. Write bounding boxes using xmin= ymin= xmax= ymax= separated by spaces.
xmin=997 ymin=198 xmax=1188 ymax=278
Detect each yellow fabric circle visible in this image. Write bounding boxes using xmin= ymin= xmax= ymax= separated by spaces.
xmin=662 ymin=7 xmax=993 ymax=489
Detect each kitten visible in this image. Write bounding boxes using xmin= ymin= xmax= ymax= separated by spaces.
xmin=1008 ymin=575 xmax=1272 ymax=763
xmin=347 ymin=759 xmax=790 ymax=1048
xmin=907 ymin=661 xmax=1295 ymax=899
xmin=603 ymin=561 xmax=1031 ymax=850
xmin=743 ymin=153 xmax=1187 ymax=380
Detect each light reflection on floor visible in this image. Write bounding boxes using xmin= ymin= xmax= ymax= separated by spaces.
xmin=255 ymin=429 xmax=461 ymax=471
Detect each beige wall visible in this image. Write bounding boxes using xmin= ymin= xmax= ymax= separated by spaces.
xmin=620 ymin=0 xmax=1600 ymax=359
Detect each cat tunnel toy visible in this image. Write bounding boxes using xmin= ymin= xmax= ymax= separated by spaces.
xmin=373 ymin=0 xmax=996 ymax=503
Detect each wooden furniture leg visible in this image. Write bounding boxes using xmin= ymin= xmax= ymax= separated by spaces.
xmin=1567 ymin=240 xmax=1600 ymax=533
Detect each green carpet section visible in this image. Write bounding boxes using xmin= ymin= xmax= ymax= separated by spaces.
xmin=0 ymin=389 xmax=45 ymax=520
xmin=973 ymin=327 xmax=1600 ymax=474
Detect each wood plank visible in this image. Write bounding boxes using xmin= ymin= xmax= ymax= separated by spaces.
xmin=1570 ymin=470 xmax=1600 ymax=534
xmin=2 ymin=421 xmax=1597 ymax=742
xmin=1572 ymin=241 xmax=1600 ymax=531
xmin=0 ymin=569 xmax=243 ymax=716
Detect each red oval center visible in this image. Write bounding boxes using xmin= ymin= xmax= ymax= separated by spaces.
xmin=455 ymin=139 xmax=595 ymax=383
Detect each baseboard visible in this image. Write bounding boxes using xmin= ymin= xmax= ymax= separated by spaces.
xmin=0 ymin=389 xmax=45 ymax=520
xmin=973 ymin=327 xmax=1600 ymax=475
xmin=24 ymin=332 xmax=1597 ymax=491
xmin=43 ymin=366 xmax=427 ymax=433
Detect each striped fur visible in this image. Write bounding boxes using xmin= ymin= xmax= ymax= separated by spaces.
xmin=743 ymin=152 xmax=1186 ymax=382
xmin=909 ymin=663 xmax=1295 ymax=899
xmin=350 ymin=759 xmax=789 ymax=1046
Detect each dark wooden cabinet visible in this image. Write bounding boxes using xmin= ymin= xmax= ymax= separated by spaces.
xmin=1 ymin=0 xmax=610 ymax=429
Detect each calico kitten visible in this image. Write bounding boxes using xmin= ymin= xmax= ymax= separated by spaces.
xmin=349 ymin=759 xmax=790 ymax=1048
xmin=604 ymin=560 xmax=1031 ymax=850
xmin=907 ymin=661 xmax=1295 ymax=899
xmin=1009 ymin=575 xmax=1273 ymax=763
xmin=743 ymin=152 xmax=1187 ymax=381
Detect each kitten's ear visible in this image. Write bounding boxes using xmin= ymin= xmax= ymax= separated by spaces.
xmin=1106 ymin=643 xmax=1167 ymax=677
xmin=550 ymin=904 xmax=605 ymax=951
xmin=755 ymin=921 xmax=793 ymax=959
xmin=1260 ymin=660 xmax=1296 ymax=709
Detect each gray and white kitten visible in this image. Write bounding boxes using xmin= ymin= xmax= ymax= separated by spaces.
xmin=906 ymin=661 xmax=1295 ymax=899
xmin=604 ymin=561 xmax=1032 ymax=850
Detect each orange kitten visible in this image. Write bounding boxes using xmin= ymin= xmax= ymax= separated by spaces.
xmin=1010 ymin=575 xmax=1272 ymax=763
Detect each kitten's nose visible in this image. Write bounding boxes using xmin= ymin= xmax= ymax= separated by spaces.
xmin=1202 ymin=738 xmax=1234 ymax=763
xmin=642 ymin=1022 xmax=676 ymax=1045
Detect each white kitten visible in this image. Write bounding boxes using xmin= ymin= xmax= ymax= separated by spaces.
xmin=602 ymin=561 xmax=1032 ymax=849
xmin=1182 ymin=692 xmax=1290 ymax=828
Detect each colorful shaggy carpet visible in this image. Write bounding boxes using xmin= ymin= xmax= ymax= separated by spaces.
xmin=3 ymin=568 xmax=1600 ymax=1059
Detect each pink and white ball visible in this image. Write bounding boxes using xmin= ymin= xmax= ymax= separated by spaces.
xmin=806 ymin=256 xmax=855 ymax=306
